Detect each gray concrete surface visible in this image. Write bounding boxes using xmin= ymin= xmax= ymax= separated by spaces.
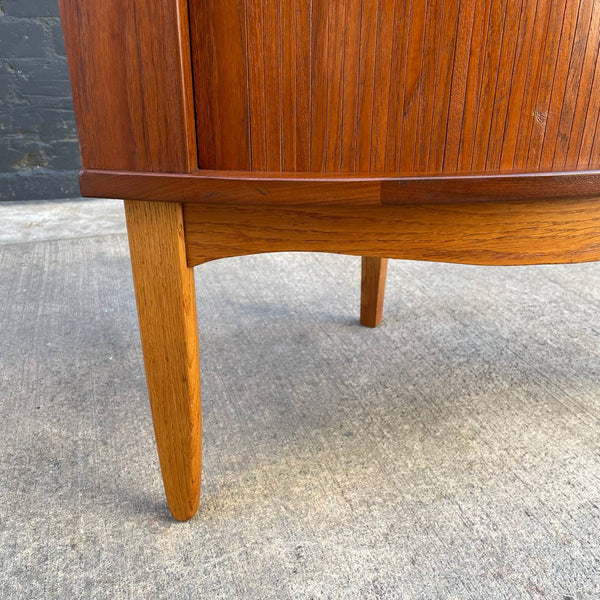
xmin=0 ymin=198 xmax=125 ymax=243
xmin=0 ymin=199 xmax=599 ymax=598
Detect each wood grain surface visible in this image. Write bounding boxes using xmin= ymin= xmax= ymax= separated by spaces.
xmin=361 ymin=257 xmax=388 ymax=328
xmin=182 ymin=199 xmax=600 ymax=267
xmin=189 ymin=0 xmax=600 ymax=175
xmin=79 ymin=169 xmax=600 ymax=206
xmin=59 ymin=0 xmax=197 ymax=172
xmin=124 ymin=201 xmax=202 ymax=521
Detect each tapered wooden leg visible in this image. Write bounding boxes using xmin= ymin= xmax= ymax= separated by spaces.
xmin=124 ymin=200 xmax=201 ymax=521
xmin=360 ymin=257 xmax=388 ymax=328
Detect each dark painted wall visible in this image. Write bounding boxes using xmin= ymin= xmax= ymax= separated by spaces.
xmin=0 ymin=0 xmax=81 ymax=200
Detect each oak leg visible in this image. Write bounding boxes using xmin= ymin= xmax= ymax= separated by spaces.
xmin=124 ymin=200 xmax=201 ymax=521
xmin=360 ymin=257 xmax=388 ymax=327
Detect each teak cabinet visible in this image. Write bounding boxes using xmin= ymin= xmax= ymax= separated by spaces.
xmin=59 ymin=0 xmax=600 ymax=520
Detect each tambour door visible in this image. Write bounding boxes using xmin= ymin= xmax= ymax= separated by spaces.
xmin=190 ymin=0 xmax=600 ymax=175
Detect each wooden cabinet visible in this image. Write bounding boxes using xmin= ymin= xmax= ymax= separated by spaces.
xmin=59 ymin=0 xmax=600 ymax=520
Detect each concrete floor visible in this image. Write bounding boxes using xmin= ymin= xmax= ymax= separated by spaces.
xmin=0 ymin=199 xmax=599 ymax=599
xmin=0 ymin=198 xmax=126 ymax=244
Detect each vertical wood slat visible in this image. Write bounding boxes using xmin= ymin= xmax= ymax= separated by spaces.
xmin=295 ymin=0 xmax=312 ymax=172
xmin=340 ymin=0 xmax=363 ymax=172
xmin=429 ymin=0 xmax=461 ymax=171
xmin=525 ymin=2 xmax=572 ymax=169
xmin=246 ymin=0 xmax=267 ymax=170
xmin=457 ymin=0 xmax=492 ymax=172
xmin=355 ymin=0 xmax=379 ymax=172
xmin=383 ymin=0 xmax=411 ymax=173
xmin=537 ymin=1 xmax=588 ymax=168
xmin=511 ymin=0 xmax=554 ymax=168
xmin=498 ymin=0 xmax=539 ymax=170
xmin=370 ymin=0 xmax=396 ymax=172
xmin=563 ymin=0 xmax=600 ymax=168
xmin=324 ymin=0 xmax=347 ymax=171
xmin=443 ymin=0 xmax=476 ymax=172
xmin=484 ymin=0 xmax=524 ymax=170
xmin=579 ymin=35 xmax=600 ymax=168
xmin=191 ymin=0 xmax=250 ymax=170
xmin=548 ymin=0 xmax=595 ymax=168
xmin=263 ymin=0 xmax=283 ymax=171
xmin=414 ymin=0 xmax=443 ymax=173
xmin=281 ymin=1 xmax=297 ymax=172
xmin=189 ymin=0 xmax=600 ymax=175
xmin=310 ymin=0 xmax=328 ymax=172
xmin=471 ymin=0 xmax=508 ymax=172
xmin=399 ymin=2 xmax=428 ymax=173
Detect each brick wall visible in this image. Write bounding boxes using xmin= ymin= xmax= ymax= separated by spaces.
xmin=0 ymin=0 xmax=81 ymax=201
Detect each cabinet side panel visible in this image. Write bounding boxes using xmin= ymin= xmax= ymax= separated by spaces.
xmin=59 ymin=0 xmax=197 ymax=172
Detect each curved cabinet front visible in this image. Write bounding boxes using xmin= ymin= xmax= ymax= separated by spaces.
xmin=190 ymin=0 xmax=600 ymax=176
